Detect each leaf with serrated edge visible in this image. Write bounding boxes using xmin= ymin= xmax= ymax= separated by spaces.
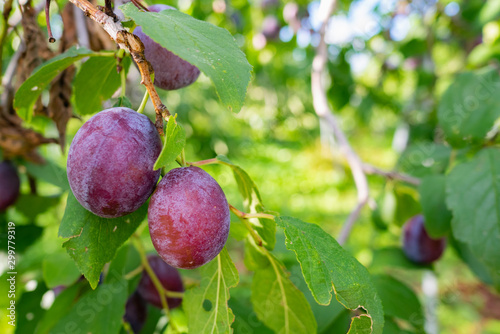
xmin=217 ymin=155 xmax=276 ymax=250
xmin=153 ymin=114 xmax=186 ymax=170
xmin=120 ymin=3 xmax=252 ymax=113
xmin=276 ymin=216 xmax=384 ymax=334
xmin=183 ymin=248 xmax=239 ymax=334
xmin=251 ymin=252 xmax=317 ymax=334
xmin=14 ymin=46 xmax=98 ymax=121
xmin=58 ymin=192 xmax=147 ymax=289
xmin=446 ymin=148 xmax=500 ymax=288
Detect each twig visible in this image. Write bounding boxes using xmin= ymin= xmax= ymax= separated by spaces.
xmin=68 ymin=0 xmax=170 ymax=135
xmin=362 ymin=163 xmax=421 ymax=186
xmin=311 ymin=0 xmax=368 ymax=245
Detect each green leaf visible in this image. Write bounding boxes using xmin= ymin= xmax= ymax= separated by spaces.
xmin=0 ymin=224 xmax=43 ymax=253
xmin=15 ymin=282 xmax=47 ymax=334
xmin=478 ymin=0 xmax=500 ymax=25
xmin=13 ymin=46 xmax=98 ymax=121
xmin=347 ymin=316 xmax=375 ymax=334
xmin=183 ymin=248 xmax=239 ymax=334
xmin=446 ymin=148 xmax=500 ymax=288
xmin=394 ymin=185 xmax=420 ymax=227
xmin=25 ymin=160 xmax=70 ymax=190
xmin=15 ymin=194 xmax=60 ymax=221
xmin=49 ymin=278 xmax=128 ymax=334
xmin=73 ymin=56 xmax=131 ymax=116
xmin=276 ymin=216 xmax=384 ymax=334
xmin=36 ymin=282 xmax=86 ymax=334
xmin=382 ymin=317 xmax=414 ymax=334
xmin=398 ymin=142 xmax=451 ymax=177
xmin=105 ymin=243 xmax=141 ymax=285
xmin=418 ymin=174 xmax=452 ymax=238
xmin=372 ymin=275 xmax=424 ymax=331
xmin=58 ymin=192 xmax=147 ymax=289
xmin=438 ymin=67 xmax=500 ymax=147
xmin=448 ymin=235 xmax=499 ymax=286
xmin=153 ymin=114 xmax=186 ymax=170
xmin=42 ymin=252 xmax=81 ymax=289
xmin=112 ymin=96 xmax=132 ymax=108
xmin=120 ymin=3 xmax=252 ymax=113
xmin=370 ymin=247 xmax=429 ymax=272
xmin=228 ymin=287 xmax=274 ymax=334
xmin=217 ymin=155 xmax=276 ymax=250
xmin=251 ymin=253 xmax=317 ymax=334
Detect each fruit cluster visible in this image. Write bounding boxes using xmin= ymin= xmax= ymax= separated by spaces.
xmin=67 ymin=107 xmax=230 ymax=270
xmin=66 ymin=3 xmax=230 ymax=273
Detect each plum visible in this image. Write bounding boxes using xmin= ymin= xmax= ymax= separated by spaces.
xmin=137 ymin=255 xmax=184 ymax=309
xmin=261 ymin=15 xmax=280 ymax=40
xmin=134 ymin=4 xmax=200 ymax=90
xmin=67 ymin=107 xmax=161 ymax=218
xmin=402 ymin=215 xmax=446 ymax=264
xmin=148 ymin=166 xmax=230 ymax=269
xmin=0 ymin=161 xmax=20 ymax=211
xmin=124 ymin=291 xmax=148 ymax=333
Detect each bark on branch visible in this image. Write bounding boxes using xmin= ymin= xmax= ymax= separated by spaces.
xmin=68 ymin=0 xmax=169 ymax=134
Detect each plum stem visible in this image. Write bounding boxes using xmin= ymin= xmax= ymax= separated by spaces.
xmin=187 ymin=158 xmax=219 ymax=166
xmin=137 ymin=89 xmax=149 ymax=113
xmin=132 ymin=234 xmax=171 ymax=317
xmin=164 ymin=290 xmax=184 ymax=298
xmin=123 ymin=265 xmax=184 ymax=298
xmin=229 ymin=204 xmax=276 ymax=247
xmin=179 ymin=149 xmax=187 ymax=167
xmin=120 ymin=69 xmax=126 ymax=97
xmin=124 ymin=264 xmax=144 ymax=279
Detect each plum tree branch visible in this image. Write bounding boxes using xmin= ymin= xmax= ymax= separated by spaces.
xmin=311 ymin=0 xmax=369 ymax=246
xmin=362 ymin=163 xmax=421 ymax=186
xmin=68 ymin=0 xmax=170 ymax=134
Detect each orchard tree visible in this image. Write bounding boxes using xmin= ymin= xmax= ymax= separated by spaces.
xmin=1 ymin=0 xmax=500 ymax=334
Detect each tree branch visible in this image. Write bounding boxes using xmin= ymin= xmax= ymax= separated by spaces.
xmin=68 ymin=0 xmax=170 ymax=134
xmin=311 ymin=0 xmax=369 ymax=245
xmin=362 ymin=163 xmax=421 ymax=186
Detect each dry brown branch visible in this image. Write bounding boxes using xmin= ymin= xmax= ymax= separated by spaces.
xmin=68 ymin=0 xmax=170 ymax=135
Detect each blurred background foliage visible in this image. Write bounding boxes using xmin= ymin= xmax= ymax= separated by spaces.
xmin=2 ymin=0 xmax=500 ymax=333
